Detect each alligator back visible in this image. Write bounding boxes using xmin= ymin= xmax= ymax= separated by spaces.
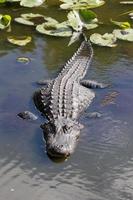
xmin=34 ymin=41 xmax=94 ymax=122
xmin=50 ymin=41 xmax=93 ymax=120
xmin=56 ymin=41 xmax=93 ymax=81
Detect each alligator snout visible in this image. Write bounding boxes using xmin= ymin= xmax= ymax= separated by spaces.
xmin=47 ymin=145 xmax=71 ymax=158
xmin=43 ymin=120 xmax=81 ymax=159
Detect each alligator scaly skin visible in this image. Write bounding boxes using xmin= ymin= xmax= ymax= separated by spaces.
xmin=34 ymin=41 xmax=95 ymax=158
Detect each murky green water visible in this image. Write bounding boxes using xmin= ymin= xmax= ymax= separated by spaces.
xmin=0 ymin=1 xmax=133 ymax=200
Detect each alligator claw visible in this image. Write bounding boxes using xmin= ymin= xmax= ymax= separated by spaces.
xmin=36 ymin=79 xmax=52 ymax=85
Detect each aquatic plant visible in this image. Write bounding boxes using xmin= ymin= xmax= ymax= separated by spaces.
xmin=0 ymin=0 xmax=132 ymax=47
xmin=0 ymin=0 xmax=45 ymax=7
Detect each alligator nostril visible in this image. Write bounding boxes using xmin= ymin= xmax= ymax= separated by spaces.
xmin=66 ymin=152 xmax=70 ymax=157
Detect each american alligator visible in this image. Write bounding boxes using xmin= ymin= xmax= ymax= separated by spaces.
xmin=34 ymin=40 xmax=107 ymax=158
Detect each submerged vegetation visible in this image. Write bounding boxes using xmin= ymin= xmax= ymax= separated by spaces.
xmin=0 ymin=0 xmax=133 ymax=46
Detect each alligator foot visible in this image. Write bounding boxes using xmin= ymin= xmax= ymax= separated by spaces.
xmin=80 ymin=80 xmax=109 ymax=89
xmin=36 ymin=79 xmax=53 ymax=86
xmin=17 ymin=111 xmax=38 ymax=121
xmin=85 ymin=112 xmax=102 ymax=118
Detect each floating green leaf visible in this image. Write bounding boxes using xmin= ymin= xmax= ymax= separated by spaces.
xmin=0 ymin=0 xmax=6 ymax=3
xmin=7 ymin=36 xmax=32 ymax=46
xmin=67 ymin=10 xmax=98 ymax=32
xmin=15 ymin=13 xmax=46 ymax=26
xmin=90 ymin=33 xmax=117 ymax=47
xmin=84 ymin=23 xmax=98 ymax=30
xmin=67 ymin=10 xmax=83 ymax=31
xmin=36 ymin=23 xmax=72 ymax=37
xmin=15 ymin=13 xmax=61 ymax=28
xmin=68 ymin=31 xmax=81 ymax=46
xmin=113 ymin=29 xmax=133 ymax=42
xmin=15 ymin=17 xmax=35 ymax=26
xmin=6 ymin=0 xmax=20 ymax=2
xmin=110 ymin=19 xmax=131 ymax=29
xmin=16 ymin=57 xmax=30 ymax=64
xmin=0 ymin=0 xmax=45 ymax=7
xmin=129 ymin=12 xmax=133 ymax=20
xmin=60 ymin=0 xmax=105 ymax=10
xmin=120 ymin=1 xmax=133 ymax=4
xmin=79 ymin=9 xmax=97 ymax=23
xmin=0 ymin=14 xmax=11 ymax=30
xmin=43 ymin=17 xmax=59 ymax=26
xmin=20 ymin=0 xmax=45 ymax=7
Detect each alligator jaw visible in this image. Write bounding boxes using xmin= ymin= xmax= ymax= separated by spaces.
xmin=47 ymin=147 xmax=70 ymax=158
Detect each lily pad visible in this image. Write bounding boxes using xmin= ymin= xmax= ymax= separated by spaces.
xmin=6 ymin=0 xmax=20 ymax=2
xmin=60 ymin=0 xmax=105 ymax=10
xmin=120 ymin=1 xmax=133 ymax=4
xmin=84 ymin=23 xmax=98 ymax=30
xmin=16 ymin=57 xmax=30 ymax=64
xmin=15 ymin=17 xmax=35 ymax=26
xmin=0 ymin=14 xmax=11 ymax=30
xmin=67 ymin=10 xmax=98 ymax=31
xmin=0 ymin=0 xmax=6 ymax=3
xmin=20 ymin=0 xmax=45 ymax=7
xmin=36 ymin=23 xmax=72 ymax=37
xmin=79 ymin=9 xmax=97 ymax=23
xmin=110 ymin=19 xmax=131 ymax=29
xmin=7 ymin=36 xmax=32 ymax=46
xmin=129 ymin=12 xmax=133 ymax=20
xmin=1 ymin=0 xmax=45 ymax=7
xmin=68 ymin=31 xmax=81 ymax=46
xmin=15 ymin=14 xmax=60 ymax=28
xmin=40 ymin=17 xmax=59 ymax=26
xmin=90 ymin=33 xmax=117 ymax=47
xmin=67 ymin=10 xmax=83 ymax=31
xmin=113 ymin=29 xmax=133 ymax=42
xmin=15 ymin=13 xmax=46 ymax=26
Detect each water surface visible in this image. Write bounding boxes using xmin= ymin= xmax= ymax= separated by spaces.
xmin=0 ymin=1 xmax=133 ymax=200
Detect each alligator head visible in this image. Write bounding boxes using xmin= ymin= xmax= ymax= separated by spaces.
xmin=41 ymin=117 xmax=83 ymax=158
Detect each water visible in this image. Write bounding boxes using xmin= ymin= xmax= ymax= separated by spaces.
xmin=0 ymin=1 xmax=133 ymax=200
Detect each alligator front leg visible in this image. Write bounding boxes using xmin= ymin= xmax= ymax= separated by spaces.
xmin=85 ymin=112 xmax=102 ymax=118
xmin=17 ymin=111 xmax=38 ymax=121
xmin=36 ymin=79 xmax=53 ymax=86
xmin=80 ymin=80 xmax=109 ymax=89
